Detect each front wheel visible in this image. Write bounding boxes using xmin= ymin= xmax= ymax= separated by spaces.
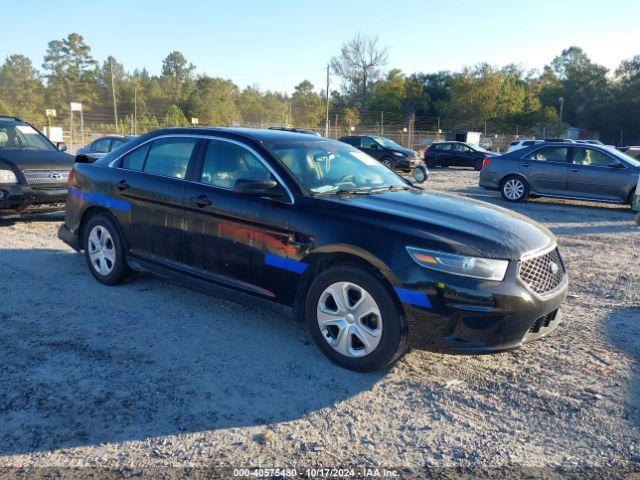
xmin=83 ymin=214 xmax=130 ymax=285
xmin=501 ymin=176 xmax=529 ymax=202
xmin=305 ymin=265 xmax=407 ymax=372
xmin=381 ymin=157 xmax=394 ymax=169
xmin=473 ymin=159 xmax=483 ymax=171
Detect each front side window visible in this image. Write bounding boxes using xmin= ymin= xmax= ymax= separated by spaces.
xmin=0 ymin=124 xmax=55 ymax=152
xmin=361 ymin=137 xmax=377 ymax=148
xmin=268 ymin=140 xmax=406 ymax=194
xmin=92 ymin=138 xmax=112 ymax=153
xmin=200 ymin=140 xmax=273 ymax=189
xmin=525 ymin=147 xmax=568 ymax=162
xmin=572 ymin=148 xmax=613 ymax=167
xmin=111 ymin=139 xmax=125 ymax=151
xmin=373 ymin=137 xmax=402 ymax=149
xmin=143 ymin=138 xmax=198 ymax=179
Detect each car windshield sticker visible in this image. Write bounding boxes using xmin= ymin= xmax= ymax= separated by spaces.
xmin=16 ymin=125 xmax=39 ymax=135
xmin=350 ymin=150 xmax=379 ymax=166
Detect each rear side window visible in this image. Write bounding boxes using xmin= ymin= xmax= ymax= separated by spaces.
xmin=436 ymin=143 xmax=452 ymax=151
xmin=200 ymin=140 xmax=273 ymax=189
xmin=92 ymin=138 xmax=111 ymax=153
xmin=341 ymin=137 xmax=360 ymax=147
xmin=111 ymin=139 xmax=125 ymax=151
xmin=525 ymin=147 xmax=568 ymax=162
xmin=143 ymin=138 xmax=198 ymax=179
xmin=120 ymin=143 xmax=150 ymax=170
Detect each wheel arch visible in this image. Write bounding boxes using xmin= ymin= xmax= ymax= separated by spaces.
xmin=77 ymin=206 xmax=126 ymax=250
xmin=293 ymin=246 xmax=401 ymax=323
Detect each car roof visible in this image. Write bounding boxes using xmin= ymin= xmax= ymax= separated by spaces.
xmin=0 ymin=116 xmax=26 ymax=125
xmin=146 ymin=127 xmax=327 ymax=143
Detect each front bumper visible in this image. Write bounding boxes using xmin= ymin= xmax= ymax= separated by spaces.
xmin=395 ymin=258 xmax=568 ymax=353
xmin=396 ymin=157 xmax=422 ymax=171
xmin=0 ymin=183 xmax=67 ymax=218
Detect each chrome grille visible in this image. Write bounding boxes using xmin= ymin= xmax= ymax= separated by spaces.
xmin=22 ymin=169 xmax=70 ymax=184
xmin=519 ymin=248 xmax=565 ymax=296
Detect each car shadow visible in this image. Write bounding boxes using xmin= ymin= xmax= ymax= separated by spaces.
xmin=0 ymin=248 xmax=383 ymax=456
xmin=603 ymin=307 xmax=640 ymax=425
xmin=0 ymin=212 xmax=65 ymax=226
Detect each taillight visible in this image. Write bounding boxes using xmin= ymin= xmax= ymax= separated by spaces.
xmin=482 ymin=158 xmax=491 ymax=169
xmin=68 ymin=169 xmax=74 ymax=186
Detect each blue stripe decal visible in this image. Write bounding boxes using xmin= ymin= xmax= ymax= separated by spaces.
xmin=69 ymin=187 xmax=131 ymax=212
xmin=394 ymin=287 xmax=432 ymax=308
xmin=264 ymin=253 xmax=308 ymax=274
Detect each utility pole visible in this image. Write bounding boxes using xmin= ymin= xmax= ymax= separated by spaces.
xmin=133 ymin=86 xmax=137 ymax=134
xmin=380 ymin=111 xmax=384 ymax=135
xmin=558 ymin=97 xmax=564 ymax=123
xmin=325 ymin=64 xmax=330 ymax=137
xmin=110 ymin=57 xmax=119 ymax=133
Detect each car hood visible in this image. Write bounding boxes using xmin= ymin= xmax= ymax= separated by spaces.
xmin=320 ymin=189 xmax=555 ymax=261
xmin=0 ymin=149 xmax=74 ymax=172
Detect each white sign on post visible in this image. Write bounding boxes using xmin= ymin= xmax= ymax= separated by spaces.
xmin=70 ymin=102 xmax=82 ymax=112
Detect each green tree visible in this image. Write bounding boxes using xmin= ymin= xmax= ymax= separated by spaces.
xmin=160 ymin=51 xmax=195 ymax=105
xmin=184 ymin=76 xmax=238 ymax=125
xmin=161 ymin=104 xmax=189 ymax=127
xmin=0 ymin=55 xmax=45 ymax=122
xmin=291 ymin=80 xmax=323 ymax=127
xmin=42 ymin=33 xmax=98 ymax=111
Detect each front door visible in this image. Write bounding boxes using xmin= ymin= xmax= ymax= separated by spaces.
xmin=111 ymin=136 xmax=200 ymax=264
xmin=183 ymin=138 xmax=294 ymax=300
xmin=520 ymin=146 xmax=569 ymax=195
xmin=359 ymin=137 xmax=383 ymax=160
xmin=567 ymin=147 xmax=630 ymax=202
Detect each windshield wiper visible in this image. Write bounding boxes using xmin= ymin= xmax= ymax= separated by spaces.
xmin=363 ymin=185 xmax=411 ymax=194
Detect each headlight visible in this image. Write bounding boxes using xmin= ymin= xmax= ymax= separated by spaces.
xmin=406 ymin=246 xmax=509 ymax=281
xmin=392 ymin=151 xmax=406 ymax=157
xmin=0 ymin=169 xmax=18 ymax=184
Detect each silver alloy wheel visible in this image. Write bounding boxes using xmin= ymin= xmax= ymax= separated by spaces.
xmin=87 ymin=225 xmax=116 ymax=276
xmin=382 ymin=159 xmax=393 ymax=168
xmin=316 ymin=281 xmax=383 ymax=358
xmin=503 ymin=178 xmax=525 ymax=200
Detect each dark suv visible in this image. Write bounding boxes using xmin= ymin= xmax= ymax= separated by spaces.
xmin=339 ymin=135 xmax=421 ymax=171
xmin=59 ymin=127 xmax=567 ymax=371
xmin=0 ymin=116 xmax=74 ymax=218
xmin=424 ymin=141 xmax=496 ymax=171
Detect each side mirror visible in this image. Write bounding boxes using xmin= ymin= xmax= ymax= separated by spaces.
xmin=370 ymin=143 xmax=378 ymax=149
xmin=233 ymin=178 xmax=284 ymax=198
xmin=57 ymin=142 xmax=67 ymax=152
xmin=75 ymin=154 xmax=96 ymax=164
xmin=412 ymin=165 xmax=429 ymax=183
xmin=610 ymin=161 xmax=625 ymax=169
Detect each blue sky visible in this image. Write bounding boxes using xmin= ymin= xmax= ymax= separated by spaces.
xmin=2 ymin=0 xmax=639 ymax=93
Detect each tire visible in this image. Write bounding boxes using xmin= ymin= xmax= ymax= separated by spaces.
xmin=473 ymin=159 xmax=483 ymax=171
xmin=629 ymin=188 xmax=636 ymax=207
xmin=381 ymin=157 xmax=394 ymax=169
xmin=83 ymin=213 xmax=130 ymax=285
xmin=500 ymin=175 xmax=529 ymax=202
xmin=305 ymin=265 xmax=408 ymax=372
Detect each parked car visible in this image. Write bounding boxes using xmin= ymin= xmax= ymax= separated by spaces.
xmin=575 ymin=139 xmax=604 ymax=146
xmin=618 ymin=146 xmax=640 ymax=159
xmin=0 ymin=116 xmax=74 ymax=218
xmin=544 ymin=138 xmax=576 ymax=143
xmin=480 ymin=142 xmax=640 ymax=204
xmin=507 ymin=139 xmax=544 ymax=153
xmin=76 ymin=135 xmax=139 ymax=160
xmin=59 ymin=127 xmax=567 ymax=371
xmin=338 ymin=135 xmax=421 ymax=171
xmin=268 ymin=127 xmax=322 ymax=136
xmin=424 ymin=141 xmax=497 ymax=171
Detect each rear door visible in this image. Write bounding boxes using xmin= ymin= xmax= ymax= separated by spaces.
xmin=434 ymin=143 xmax=454 ymax=164
xmin=111 ymin=136 xmax=200 ymax=263
xmin=521 ymin=146 xmax=569 ymax=195
xmin=182 ymin=138 xmax=294 ymax=300
xmin=567 ymin=147 xmax=630 ymax=201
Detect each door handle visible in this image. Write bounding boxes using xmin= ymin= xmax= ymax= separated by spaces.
xmin=117 ymin=179 xmax=130 ymax=191
xmin=522 ymin=163 xmax=529 ymax=167
xmin=191 ymin=195 xmax=212 ymax=208
xmin=571 ymin=168 xmax=579 ymax=172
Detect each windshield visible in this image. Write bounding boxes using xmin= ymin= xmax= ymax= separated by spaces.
xmin=0 ymin=124 xmax=55 ymax=151
xmin=268 ymin=140 xmax=408 ymax=194
xmin=373 ymin=136 xmax=403 ymax=149
xmin=470 ymin=144 xmax=490 ymax=153
xmin=603 ymin=146 xmax=640 ymax=167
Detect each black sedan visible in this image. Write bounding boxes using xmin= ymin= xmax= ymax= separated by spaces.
xmin=425 ymin=141 xmax=496 ymax=170
xmin=339 ymin=135 xmax=422 ymax=171
xmin=59 ymin=128 xmax=567 ymax=371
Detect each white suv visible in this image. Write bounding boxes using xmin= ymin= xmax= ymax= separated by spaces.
xmin=507 ymin=139 xmax=544 ymax=152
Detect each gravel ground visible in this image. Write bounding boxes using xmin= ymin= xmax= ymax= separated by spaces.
xmin=0 ymin=169 xmax=638 ymax=477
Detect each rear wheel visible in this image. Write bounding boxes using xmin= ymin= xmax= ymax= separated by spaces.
xmin=500 ymin=176 xmax=529 ymax=202
xmin=83 ymin=214 xmax=130 ymax=285
xmin=305 ymin=265 xmax=407 ymax=372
